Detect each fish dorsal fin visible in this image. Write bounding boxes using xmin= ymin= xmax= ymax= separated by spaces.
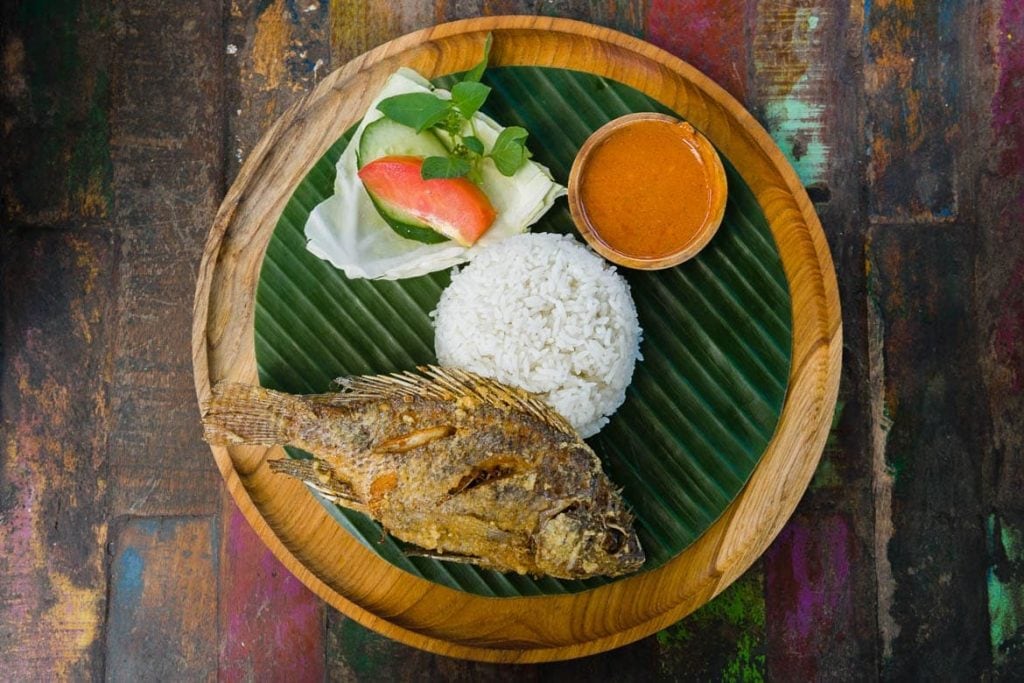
xmin=329 ymin=365 xmax=578 ymax=437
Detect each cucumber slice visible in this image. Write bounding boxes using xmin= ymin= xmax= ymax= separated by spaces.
xmin=357 ymin=118 xmax=449 ymax=169
xmin=365 ymin=193 xmax=449 ymax=244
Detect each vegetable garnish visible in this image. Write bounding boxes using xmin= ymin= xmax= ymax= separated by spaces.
xmin=374 ymin=34 xmax=532 ymax=183
xmin=304 ymin=37 xmax=565 ymax=280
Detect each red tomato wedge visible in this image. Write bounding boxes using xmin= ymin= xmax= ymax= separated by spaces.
xmin=357 ymin=156 xmax=498 ymax=247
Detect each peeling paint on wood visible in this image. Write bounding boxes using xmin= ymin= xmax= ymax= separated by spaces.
xmin=219 ymin=493 xmax=325 ymax=682
xmin=864 ymin=0 xmax=960 ymax=222
xmin=752 ymin=0 xmax=834 ymax=186
xmin=105 ymin=517 xmax=217 ymax=681
xmin=0 ymin=229 xmax=115 ymax=681
xmin=0 ymin=0 xmax=112 ymax=225
xmin=645 ymin=0 xmax=749 ymax=101
xmin=763 ymin=514 xmax=857 ymax=679
xmin=227 ymin=0 xmax=331 ymax=179
xmin=987 ymin=513 xmax=1024 ymax=673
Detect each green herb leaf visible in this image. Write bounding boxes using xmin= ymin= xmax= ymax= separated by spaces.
xmin=464 ymin=32 xmax=492 ymax=83
xmin=488 ymin=126 xmax=531 ymax=176
xmin=421 ymin=155 xmax=471 ymax=179
xmin=377 ymin=93 xmax=452 ymax=133
xmin=451 ymin=81 xmax=492 ymax=118
xmin=462 ymin=136 xmax=485 ymax=155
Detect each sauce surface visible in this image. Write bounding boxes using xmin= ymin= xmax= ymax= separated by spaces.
xmin=579 ymin=119 xmax=714 ymax=260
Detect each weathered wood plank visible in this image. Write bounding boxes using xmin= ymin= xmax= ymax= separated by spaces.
xmin=864 ymin=0 xmax=960 ymax=222
xmin=106 ymin=0 xmax=225 ymax=516
xmin=865 ymin=226 xmax=990 ymax=678
xmin=219 ymin=492 xmax=325 ymax=682
xmin=0 ymin=0 xmax=113 ymax=226
xmin=764 ymin=511 xmax=869 ymax=679
xmin=0 ymin=228 xmax=116 ymax=681
xmin=227 ymin=0 xmax=332 ymax=182
xmin=432 ymin=1 xmax=647 ymax=36
xmin=978 ymin=0 xmax=1024 ymax=517
xmin=105 ymin=517 xmax=218 ymax=681
xmin=973 ymin=1 xmax=1024 ymax=676
xmin=751 ymin=0 xmax=835 ymax=187
xmin=749 ymin=1 xmax=881 ymax=678
xmin=644 ymin=0 xmax=749 ymax=101
xmin=330 ymin=0 xmax=435 ymax=65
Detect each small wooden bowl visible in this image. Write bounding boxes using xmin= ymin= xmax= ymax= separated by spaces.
xmin=568 ymin=113 xmax=728 ymax=270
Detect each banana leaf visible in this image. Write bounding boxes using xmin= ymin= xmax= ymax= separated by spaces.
xmin=254 ymin=67 xmax=792 ymax=597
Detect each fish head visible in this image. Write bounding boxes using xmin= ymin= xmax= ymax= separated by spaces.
xmin=532 ymin=490 xmax=644 ymax=579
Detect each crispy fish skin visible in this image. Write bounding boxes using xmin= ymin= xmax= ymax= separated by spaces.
xmin=202 ymin=366 xmax=644 ymax=579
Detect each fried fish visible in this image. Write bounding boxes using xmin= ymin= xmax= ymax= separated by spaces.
xmin=202 ymin=366 xmax=644 ymax=579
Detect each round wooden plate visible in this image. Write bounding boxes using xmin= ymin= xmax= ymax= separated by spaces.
xmin=193 ymin=16 xmax=841 ymax=662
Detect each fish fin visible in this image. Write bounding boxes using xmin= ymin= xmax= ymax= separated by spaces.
xmin=202 ymin=382 xmax=305 ymax=445
xmin=402 ymin=546 xmax=488 ymax=566
xmin=267 ymin=458 xmax=367 ymax=511
xmin=373 ymin=425 xmax=456 ymax=454
xmin=331 ymin=365 xmax=578 ymax=436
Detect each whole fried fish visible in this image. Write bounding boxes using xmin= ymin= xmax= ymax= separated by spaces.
xmin=202 ymin=366 xmax=644 ymax=579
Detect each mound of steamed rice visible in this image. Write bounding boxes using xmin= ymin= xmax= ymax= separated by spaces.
xmin=433 ymin=232 xmax=642 ymax=437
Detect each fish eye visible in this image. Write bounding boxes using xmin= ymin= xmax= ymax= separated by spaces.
xmin=602 ymin=527 xmax=626 ymax=554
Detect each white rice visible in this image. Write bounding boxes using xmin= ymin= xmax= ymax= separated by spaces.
xmin=432 ymin=232 xmax=642 ymax=437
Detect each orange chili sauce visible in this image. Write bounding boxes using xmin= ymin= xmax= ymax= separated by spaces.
xmin=578 ymin=120 xmax=714 ymax=260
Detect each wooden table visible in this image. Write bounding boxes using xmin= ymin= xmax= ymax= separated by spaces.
xmin=2 ymin=1 xmax=1021 ymax=679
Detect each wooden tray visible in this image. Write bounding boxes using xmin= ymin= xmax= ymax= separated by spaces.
xmin=193 ymin=16 xmax=841 ymax=662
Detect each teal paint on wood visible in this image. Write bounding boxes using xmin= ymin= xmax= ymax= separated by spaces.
xmin=987 ymin=513 xmax=1024 ymax=670
xmin=106 ymin=517 xmax=218 ymax=682
xmin=753 ymin=2 xmax=836 ymax=187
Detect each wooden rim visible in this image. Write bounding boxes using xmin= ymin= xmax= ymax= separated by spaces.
xmin=567 ymin=112 xmax=728 ymax=270
xmin=192 ymin=16 xmax=841 ymax=662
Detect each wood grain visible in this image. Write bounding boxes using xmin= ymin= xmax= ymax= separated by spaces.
xmin=107 ymin=0 xmax=224 ymax=517
xmin=193 ymin=16 xmax=841 ymax=662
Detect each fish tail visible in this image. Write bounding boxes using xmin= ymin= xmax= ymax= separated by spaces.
xmin=201 ymin=381 xmax=305 ymax=445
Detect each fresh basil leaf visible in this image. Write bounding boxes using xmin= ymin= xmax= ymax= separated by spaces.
xmin=488 ymin=126 xmax=531 ymax=176
xmin=377 ymin=93 xmax=451 ymax=133
xmin=421 ymin=156 xmax=471 ymax=179
xmin=462 ymin=135 xmax=485 ymax=155
xmin=451 ymin=81 xmax=491 ymax=117
xmin=464 ymin=32 xmax=492 ymax=83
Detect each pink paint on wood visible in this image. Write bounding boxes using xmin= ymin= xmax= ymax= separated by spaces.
xmin=219 ymin=495 xmax=325 ymax=682
xmin=644 ymin=0 xmax=749 ymax=100
xmin=991 ymin=1 xmax=1024 ymax=395
xmin=764 ymin=514 xmax=855 ymax=680
xmin=994 ymin=0 xmax=1024 ymax=176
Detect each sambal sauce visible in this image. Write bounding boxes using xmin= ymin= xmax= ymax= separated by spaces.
xmin=569 ymin=114 xmax=727 ymax=270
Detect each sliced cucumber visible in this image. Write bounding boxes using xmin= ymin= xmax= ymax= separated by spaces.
xmin=365 ymin=192 xmax=449 ymax=244
xmin=357 ymin=118 xmax=449 ymax=169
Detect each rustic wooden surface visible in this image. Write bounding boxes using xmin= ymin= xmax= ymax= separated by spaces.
xmin=1 ymin=0 xmax=1022 ymax=678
